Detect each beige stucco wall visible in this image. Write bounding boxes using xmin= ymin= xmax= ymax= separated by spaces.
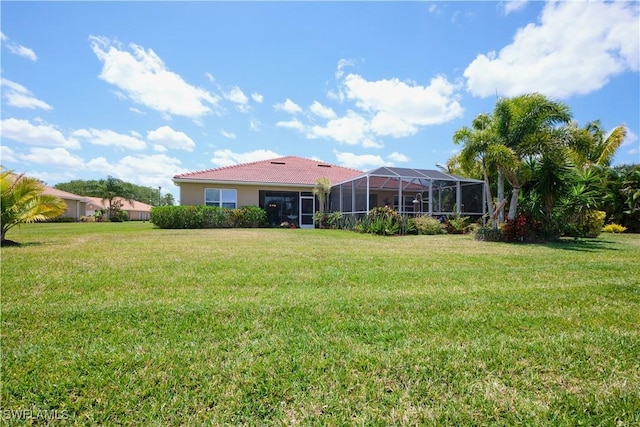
xmin=178 ymin=182 xmax=313 ymax=207
xmin=60 ymin=199 xmax=86 ymax=220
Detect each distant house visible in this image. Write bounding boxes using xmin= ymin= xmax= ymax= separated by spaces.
xmin=173 ymin=155 xmax=486 ymax=228
xmin=173 ymin=156 xmax=361 ymax=228
xmin=41 ymin=186 xmax=89 ymax=221
xmin=85 ymin=197 xmax=153 ymax=221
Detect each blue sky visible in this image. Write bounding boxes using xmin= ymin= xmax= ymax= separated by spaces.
xmin=1 ymin=1 xmax=638 ymax=201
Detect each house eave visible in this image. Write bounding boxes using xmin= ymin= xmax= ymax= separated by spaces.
xmin=172 ymin=178 xmax=314 ymax=189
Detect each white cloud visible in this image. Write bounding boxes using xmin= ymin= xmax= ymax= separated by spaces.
xmin=308 ymin=111 xmax=382 ymax=148
xmin=210 ymin=149 xmax=282 ymax=168
xmin=86 ymin=156 xmax=114 ymax=171
xmin=0 ymin=145 xmax=18 ymax=163
xmin=225 ymin=86 xmax=250 ymax=112
xmin=502 ymin=1 xmax=528 ymax=15
xmin=274 ymin=98 xmax=303 ymax=114
xmin=465 ymin=1 xmax=640 ymax=98
xmin=129 ymin=107 xmax=146 ymax=115
xmin=1 ymin=32 xmax=37 ymax=61
xmin=220 ymin=130 xmax=236 ymax=139
xmin=387 ymin=152 xmax=409 ymax=163
xmin=249 ymin=118 xmax=261 ymax=131
xmin=620 ymin=127 xmax=637 ymax=147
xmin=1 ymin=78 xmax=52 ymax=110
xmin=251 ymin=92 xmax=264 ymax=103
xmin=342 ymin=73 xmax=464 ymax=133
xmin=335 ymin=58 xmax=355 ymax=79
xmin=89 ymin=35 xmax=220 ymax=119
xmin=333 ymin=150 xmax=391 ymax=170
xmin=310 ymin=101 xmax=337 ymax=120
xmin=21 ymin=147 xmax=85 ymax=169
xmin=0 ymin=118 xmax=80 ymax=149
xmin=118 ymin=154 xmax=186 ymax=187
xmin=147 ymin=126 xmax=195 ymax=151
xmin=89 ymin=154 xmax=187 ymax=189
xmin=72 ymin=128 xmax=146 ymax=150
xmin=276 ymin=118 xmax=306 ymax=132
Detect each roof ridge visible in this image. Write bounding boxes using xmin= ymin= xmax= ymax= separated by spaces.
xmin=174 ymin=155 xmax=291 ymax=179
xmin=173 ymin=155 xmax=362 ymax=179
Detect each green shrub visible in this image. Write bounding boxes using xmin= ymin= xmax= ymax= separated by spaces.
xmin=502 ymin=214 xmax=544 ymax=242
xmin=357 ymin=207 xmax=405 ymax=236
xmin=583 ymin=210 xmax=606 ymax=238
xmin=110 ymin=210 xmax=129 ymax=222
xmin=151 ymin=206 xmax=222 ymax=229
xmin=231 ymin=206 xmax=268 ymax=228
xmin=313 ymin=211 xmax=345 ymax=229
xmin=602 ymin=223 xmax=627 ymax=233
xmin=475 ymin=226 xmax=504 ymax=242
xmin=411 ymin=215 xmax=446 ymax=235
xmin=564 ymin=210 xmax=606 ymax=238
xmin=444 ymin=215 xmax=470 ymax=234
xmin=151 ymin=205 xmax=268 ymax=229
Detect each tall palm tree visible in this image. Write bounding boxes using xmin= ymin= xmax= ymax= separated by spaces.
xmin=493 ymin=93 xmax=572 ymax=220
xmin=1 ymin=168 xmax=67 ymax=246
xmin=568 ymin=120 xmax=627 ymax=168
xmin=453 ymin=113 xmax=497 ymax=228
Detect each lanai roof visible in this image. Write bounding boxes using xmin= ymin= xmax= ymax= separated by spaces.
xmin=336 ymin=166 xmax=485 ymax=186
xmin=173 ymin=156 xmax=362 ymax=186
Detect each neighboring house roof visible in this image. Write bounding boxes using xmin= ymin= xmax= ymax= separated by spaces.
xmin=42 ymin=186 xmax=89 ymax=202
xmin=173 ymin=156 xmax=362 ymax=187
xmin=7 ymin=173 xmax=89 ymax=202
xmin=86 ymin=197 xmax=152 ymax=212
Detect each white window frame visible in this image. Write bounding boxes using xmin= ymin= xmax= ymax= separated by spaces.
xmin=204 ymin=188 xmax=237 ymax=209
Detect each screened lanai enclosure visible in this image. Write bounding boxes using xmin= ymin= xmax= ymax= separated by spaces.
xmin=329 ymin=167 xmax=485 ymax=220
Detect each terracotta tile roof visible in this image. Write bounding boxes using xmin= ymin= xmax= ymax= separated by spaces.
xmin=42 ymin=186 xmax=89 ymax=201
xmin=86 ymin=197 xmax=152 ymax=212
xmin=6 ymin=173 xmax=88 ymax=201
xmin=173 ymin=156 xmax=362 ymax=186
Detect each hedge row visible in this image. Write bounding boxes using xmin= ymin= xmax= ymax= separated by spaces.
xmin=150 ymin=205 xmax=268 ymax=229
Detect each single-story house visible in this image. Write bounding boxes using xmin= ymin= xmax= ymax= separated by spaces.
xmin=41 ymin=186 xmax=89 ymax=221
xmin=86 ymin=197 xmax=153 ymax=221
xmin=173 ymin=156 xmax=486 ymax=228
xmin=173 ymin=156 xmax=362 ymax=228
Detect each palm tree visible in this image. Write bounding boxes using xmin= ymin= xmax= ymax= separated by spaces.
xmin=1 ymin=168 xmax=67 ymax=246
xmin=313 ymin=177 xmax=331 ymax=228
xmin=492 ymin=93 xmax=572 ymax=220
xmin=568 ymin=120 xmax=627 ymax=168
xmin=94 ymin=176 xmax=135 ymax=220
xmin=454 ymin=113 xmax=495 ymax=227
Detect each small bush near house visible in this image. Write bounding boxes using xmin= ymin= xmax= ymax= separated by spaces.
xmin=110 ymin=210 xmax=129 ymax=222
xmin=475 ymin=226 xmax=504 ymax=242
xmin=602 ymin=223 xmax=627 ymax=233
xmin=356 ymin=206 xmax=406 ymax=236
xmin=230 ymin=206 xmax=268 ymax=228
xmin=502 ymin=214 xmax=544 ymax=243
xmin=411 ymin=215 xmax=446 ymax=235
xmin=444 ymin=215 xmax=470 ymax=234
xmin=313 ymin=211 xmax=345 ymax=229
xmin=564 ymin=210 xmax=606 ymax=238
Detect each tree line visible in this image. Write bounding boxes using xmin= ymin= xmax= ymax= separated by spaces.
xmin=449 ymin=93 xmax=639 ymax=240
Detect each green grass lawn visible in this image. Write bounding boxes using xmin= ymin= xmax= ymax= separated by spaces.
xmin=1 ymin=222 xmax=639 ymax=425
